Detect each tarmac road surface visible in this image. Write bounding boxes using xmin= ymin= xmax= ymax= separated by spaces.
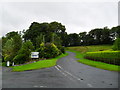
xmin=2 ymin=51 xmax=119 ymax=88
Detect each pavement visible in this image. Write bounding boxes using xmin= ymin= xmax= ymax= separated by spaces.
xmin=2 ymin=51 xmax=119 ymax=88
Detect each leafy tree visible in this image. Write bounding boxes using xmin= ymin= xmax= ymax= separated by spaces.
xmin=6 ymin=31 xmax=18 ymax=39
xmin=35 ymin=34 xmax=45 ymax=49
xmin=13 ymin=41 xmax=34 ymax=64
xmin=2 ymin=36 xmax=7 ymax=48
xmin=0 ymin=38 xmax=2 ymax=53
xmin=112 ymin=38 xmax=120 ymax=50
xmin=3 ymin=38 xmax=14 ymax=62
xmin=68 ymin=33 xmax=80 ymax=46
xmin=89 ymin=29 xmax=102 ymax=45
xmin=51 ymin=33 xmax=62 ymax=46
xmin=101 ymin=27 xmax=111 ymax=44
xmin=23 ymin=21 xmax=66 ymax=48
xmin=79 ymin=32 xmax=87 ymax=45
xmin=12 ymin=34 xmax=22 ymax=55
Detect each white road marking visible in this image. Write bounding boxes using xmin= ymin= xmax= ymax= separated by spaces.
xmin=64 ymin=70 xmax=82 ymax=81
xmin=57 ymin=65 xmax=62 ymax=69
xmin=55 ymin=65 xmax=93 ymax=88
xmin=40 ymin=86 xmax=47 ymax=87
xmin=55 ymin=66 xmax=60 ymax=71
xmin=87 ymin=84 xmax=93 ymax=87
xmin=57 ymin=65 xmax=82 ymax=81
xmin=55 ymin=66 xmax=67 ymax=76
xmin=33 ymin=85 xmax=39 ymax=87
xmin=34 ymin=85 xmax=47 ymax=88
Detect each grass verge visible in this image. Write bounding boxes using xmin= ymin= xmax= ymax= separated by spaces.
xmin=67 ymin=49 xmax=120 ymax=72
xmin=12 ymin=53 xmax=68 ymax=72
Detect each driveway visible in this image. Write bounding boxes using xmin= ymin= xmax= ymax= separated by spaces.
xmin=2 ymin=51 xmax=119 ymax=88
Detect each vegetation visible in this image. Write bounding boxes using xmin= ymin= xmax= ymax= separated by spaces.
xmin=67 ymin=45 xmax=112 ymax=53
xmin=85 ymin=51 xmax=120 ymax=65
xmin=66 ymin=26 xmax=120 ymax=46
xmin=2 ymin=21 xmax=67 ymax=67
xmin=1 ymin=21 xmax=120 ymax=70
xmin=36 ymin=43 xmax=61 ymax=58
xmin=12 ymin=53 xmax=68 ymax=72
xmin=112 ymin=38 xmax=120 ymax=50
xmin=67 ymin=49 xmax=119 ymax=71
xmin=23 ymin=22 xmax=66 ymax=48
xmin=78 ymin=59 xmax=119 ymax=72
xmin=13 ymin=40 xmax=34 ymax=64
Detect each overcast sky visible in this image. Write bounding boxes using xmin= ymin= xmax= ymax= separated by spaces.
xmin=0 ymin=1 xmax=118 ymax=37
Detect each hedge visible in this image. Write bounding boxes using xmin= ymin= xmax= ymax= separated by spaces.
xmin=84 ymin=51 xmax=120 ymax=65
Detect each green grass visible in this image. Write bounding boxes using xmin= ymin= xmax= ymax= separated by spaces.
xmin=12 ymin=53 xmax=68 ymax=72
xmin=67 ymin=46 xmax=120 ymax=72
xmin=85 ymin=51 xmax=120 ymax=65
xmin=67 ymin=45 xmax=112 ymax=53
xmin=78 ymin=59 xmax=119 ymax=72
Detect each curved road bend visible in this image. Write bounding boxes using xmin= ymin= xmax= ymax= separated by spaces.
xmin=2 ymin=51 xmax=118 ymax=88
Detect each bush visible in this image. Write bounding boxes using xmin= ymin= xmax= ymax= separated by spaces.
xmin=13 ymin=54 xmax=26 ymax=64
xmin=112 ymin=38 xmax=120 ymax=51
xmin=36 ymin=42 xmax=45 ymax=58
xmin=44 ymin=43 xmax=61 ymax=58
xmin=84 ymin=51 xmax=120 ymax=65
xmin=4 ymin=54 xmax=15 ymax=62
xmin=13 ymin=41 xmax=34 ymax=64
xmin=57 ymin=45 xmax=65 ymax=54
xmin=37 ymin=43 xmax=61 ymax=58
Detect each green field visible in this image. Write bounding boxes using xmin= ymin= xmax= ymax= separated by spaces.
xmin=85 ymin=51 xmax=120 ymax=65
xmin=67 ymin=45 xmax=120 ymax=72
xmin=67 ymin=45 xmax=112 ymax=53
xmin=12 ymin=53 xmax=68 ymax=72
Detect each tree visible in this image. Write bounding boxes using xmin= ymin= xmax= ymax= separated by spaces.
xmin=12 ymin=34 xmax=22 ymax=55
xmin=68 ymin=33 xmax=80 ymax=46
xmin=6 ymin=31 xmax=18 ymax=39
xmin=89 ymin=28 xmax=102 ymax=45
xmin=3 ymin=38 xmax=14 ymax=62
xmin=0 ymin=38 xmax=2 ymax=53
xmin=35 ymin=34 xmax=45 ymax=49
xmin=101 ymin=27 xmax=111 ymax=44
xmin=112 ymin=38 xmax=120 ymax=50
xmin=110 ymin=26 xmax=120 ymax=41
xmin=51 ymin=33 xmax=62 ymax=46
xmin=79 ymin=32 xmax=87 ymax=45
xmin=13 ymin=40 xmax=34 ymax=64
xmin=23 ymin=21 xmax=66 ymax=48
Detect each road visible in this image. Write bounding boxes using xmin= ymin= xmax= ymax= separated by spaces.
xmin=2 ymin=51 xmax=118 ymax=88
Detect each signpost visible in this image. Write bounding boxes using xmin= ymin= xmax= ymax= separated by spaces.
xmin=31 ymin=52 xmax=39 ymax=59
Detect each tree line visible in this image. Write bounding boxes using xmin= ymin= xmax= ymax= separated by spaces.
xmin=1 ymin=21 xmax=120 ymax=65
xmin=2 ymin=21 xmax=120 ymax=48
xmin=21 ymin=21 xmax=120 ymax=47
xmin=66 ymin=26 xmax=120 ymax=46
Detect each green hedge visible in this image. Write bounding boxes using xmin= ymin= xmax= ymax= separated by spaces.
xmin=84 ymin=51 xmax=120 ymax=65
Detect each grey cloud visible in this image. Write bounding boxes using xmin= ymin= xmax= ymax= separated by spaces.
xmin=1 ymin=2 xmax=118 ymax=36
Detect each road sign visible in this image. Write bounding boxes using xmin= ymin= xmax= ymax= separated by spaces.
xmin=31 ymin=52 xmax=39 ymax=58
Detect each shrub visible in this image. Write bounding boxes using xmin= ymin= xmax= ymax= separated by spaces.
xmin=36 ymin=42 xmax=45 ymax=58
xmin=112 ymin=38 xmax=120 ymax=51
xmin=37 ymin=43 xmax=61 ymax=58
xmin=13 ymin=41 xmax=34 ymax=64
xmin=44 ymin=43 xmax=60 ymax=58
xmin=57 ymin=45 xmax=65 ymax=54
xmin=13 ymin=54 xmax=26 ymax=64
xmin=84 ymin=51 xmax=120 ymax=65
xmin=4 ymin=54 xmax=15 ymax=62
